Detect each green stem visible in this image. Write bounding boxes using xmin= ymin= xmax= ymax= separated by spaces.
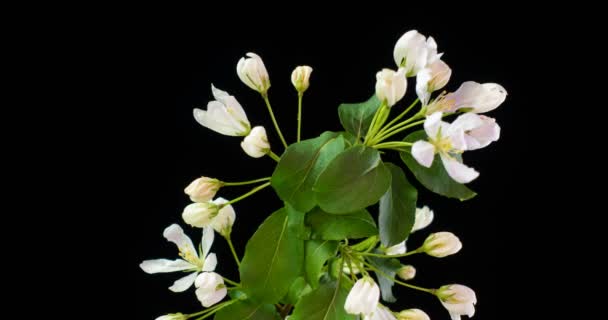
xmin=262 ymin=94 xmax=288 ymax=149
xmin=297 ymin=93 xmax=303 ymax=142
xmin=222 ymin=177 xmax=270 ymax=186
xmin=268 ymin=150 xmax=280 ymax=162
xmin=372 ymin=119 xmax=425 ymax=144
xmin=361 ymin=260 xmax=436 ymax=295
xmin=359 ymin=248 xmax=422 ymax=259
xmin=224 ymin=182 xmax=271 ymax=206
xmin=193 ymin=300 xmax=238 ymax=320
xmin=187 ymin=300 xmax=235 ymax=318
xmin=363 ymin=102 xmax=387 ymax=144
xmin=372 ymin=141 xmax=413 ymax=150
xmin=225 ymin=235 xmax=241 ymax=267
xmin=376 ymin=98 xmax=419 ymax=138
xmin=222 ymin=276 xmax=240 ymax=287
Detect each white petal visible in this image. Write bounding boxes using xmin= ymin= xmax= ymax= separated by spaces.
xmin=163 ymin=224 xmax=197 ymax=259
xmin=201 ymin=225 xmax=215 ymax=258
xmin=440 ymin=153 xmax=479 ymax=183
xmin=193 ymin=106 xmax=241 ymax=136
xmin=412 ymin=206 xmax=434 ymax=232
xmin=385 ymin=241 xmax=406 ymax=255
xmin=211 ymin=84 xmax=230 ymax=100
xmin=140 ymin=259 xmax=194 ymax=274
xmin=169 ymin=272 xmax=198 ymax=292
xmin=423 ymin=112 xmax=443 ymax=138
xmin=412 ymin=141 xmax=435 ymax=168
xmin=202 ymin=253 xmax=217 ymax=272
xmin=466 ymin=115 xmax=501 ymax=150
xmin=416 ymin=68 xmax=432 ymax=105
xmin=195 ymin=272 xmax=227 ymax=307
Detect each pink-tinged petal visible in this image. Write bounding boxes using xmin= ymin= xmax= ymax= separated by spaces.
xmin=466 ymin=115 xmax=500 ymax=150
xmin=424 ymin=112 xmax=443 ymax=137
xmin=163 ymin=224 xmax=197 ymax=258
xmin=440 ymin=153 xmax=479 ymax=183
xmin=169 ymin=272 xmax=198 ymax=292
xmin=202 ymin=253 xmax=217 ymax=272
xmin=449 ymin=113 xmax=484 ymax=133
xmin=140 ymin=259 xmax=194 ymax=274
xmin=412 ymin=141 xmax=436 ymax=168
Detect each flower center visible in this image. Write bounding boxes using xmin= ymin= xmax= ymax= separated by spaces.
xmin=179 ymin=246 xmax=203 ymax=268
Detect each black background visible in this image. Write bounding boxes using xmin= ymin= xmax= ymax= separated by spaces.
xmin=124 ymin=11 xmax=530 ymax=320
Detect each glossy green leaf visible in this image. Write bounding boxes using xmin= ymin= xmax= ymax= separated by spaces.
xmin=401 ymin=130 xmax=477 ymax=200
xmin=368 ymin=254 xmax=402 ymax=303
xmin=214 ymin=299 xmax=280 ymax=320
xmin=304 ymin=240 xmax=338 ymax=288
xmin=271 ymin=132 xmax=346 ymax=212
xmin=379 ymin=163 xmax=418 ymax=246
xmin=240 ymin=208 xmax=304 ymax=304
xmin=289 ymin=278 xmax=355 ymax=320
xmin=306 ymin=207 xmax=377 ymax=240
xmin=314 ymin=145 xmax=392 ymax=214
xmin=338 ymin=94 xmax=381 ymax=139
xmin=286 ymin=203 xmax=310 ymax=240
xmin=284 ymin=276 xmax=312 ymax=305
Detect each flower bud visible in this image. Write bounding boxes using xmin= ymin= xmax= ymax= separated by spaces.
xmin=375 ymin=68 xmax=407 ymax=107
xmin=344 ymin=277 xmax=380 ymax=316
xmin=209 ymin=198 xmax=236 ymax=237
xmin=195 ymin=272 xmax=227 ymax=307
xmin=237 ymin=52 xmax=270 ymax=94
xmin=193 ymin=85 xmax=251 ymax=136
xmin=437 ymin=284 xmax=477 ymax=319
xmin=291 ymin=65 xmax=313 ymax=93
xmin=397 ymin=265 xmax=416 ymax=281
xmin=182 ymin=202 xmax=219 ymax=228
xmin=155 ymin=313 xmax=186 ymax=320
xmin=184 ymin=177 xmax=221 ymax=203
xmin=397 ymin=309 xmax=429 ymax=320
xmin=422 ymin=232 xmax=462 ymax=257
xmin=393 ymin=30 xmax=441 ymax=77
xmin=412 ymin=206 xmax=434 ymax=232
xmin=241 ymin=126 xmax=270 ymax=158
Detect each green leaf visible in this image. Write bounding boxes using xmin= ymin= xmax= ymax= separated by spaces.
xmin=306 ymin=207 xmax=377 ymax=240
xmin=401 ymin=130 xmax=477 ymax=200
xmin=284 ymin=276 xmax=312 ymax=305
xmin=271 ymin=132 xmax=346 ymax=212
xmin=240 ymin=208 xmax=304 ymax=304
xmin=304 ymin=240 xmax=339 ymax=288
xmin=314 ymin=145 xmax=392 ymax=214
xmin=367 ymin=254 xmax=402 ymax=303
xmin=214 ymin=300 xmax=280 ymax=320
xmin=286 ymin=203 xmax=310 ymax=240
xmin=338 ymin=94 xmax=381 ymax=139
xmin=289 ymin=278 xmax=356 ymax=320
xmin=379 ymin=163 xmax=418 ymax=247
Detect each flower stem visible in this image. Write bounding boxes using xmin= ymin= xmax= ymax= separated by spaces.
xmin=376 ymin=98 xmax=419 ymax=137
xmin=224 ymin=182 xmax=271 ymax=206
xmin=187 ymin=300 xmax=236 ymax=319
xmin=358 ymin=248 xmax=422 ymax=259
xmin=372 ymin=141 xmax=413 ymax=150
xmin=371 ymin=119 xmax=425 ymax=144
xmin=262 ymin=93 xmax=288 ymax=149
xmin=225 ymin=235 xmax=241 ymax=268
xmin=222 ymin=177 xmax=271 ymax=186
xmin=297 ymin=93 xmax=303 ymax=142
xmin=361 ymin=260 xmax=436 ymax=295
xmin=193 ymin=300 xmax=238 ymax=319
xmin=268 ymin=150 xmax=280 ymax=162
xmin=222 ymin=276 xmax=240 ymax=287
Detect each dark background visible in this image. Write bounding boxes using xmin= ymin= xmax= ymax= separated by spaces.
xmin=125 ymin=12 xmax=530 ymax=320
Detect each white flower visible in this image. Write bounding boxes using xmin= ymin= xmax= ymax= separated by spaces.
xmin=344 ymin=277 xmax=380 ymax=317
xmin=291 ymin=65 xmax=313 ymax=93
xmin=427 ymin=81 xmax=507 ymax=114
xmin=363 ymin=304 xmax=397 ymax=320
xmin=393 ymin=30 xmax=442 ymax=77
xmin=437 ymin=284 xmax=477 ymax=320
xmin=416 ymin=59 xmax=452 ymax=105
xmin=237 ymin=52 xmax=270 ymax=93
xmin=375 ymin=68 xmax=407 ymax=107
xmin=412 ymin=206 xmax=434 ymax=232
xmin=450 ymin=114 xmax=500 ymax=151
xmin=422 ymin=232 xmax=462 ymax=258
xmin=411 ymin=112 xmax=480 ymax=183
xmin=241 ymin=126 xmax=270 ymax=158
xmin=397 ymin=309 xmax=430 ymax=320
xmin=193 ymin=85 xmax=251 ymax=136
xmin=209 ymin=198 xmax=236 ymax=237
xmin=195 ymin=272 xmax=227 ymax=307
xmin=155 ymin=313 xmax=186 ymax=320
xmin=384 ymin=241 xmax=406 ymax=256
xmin=182 ymin=202 xmax=219 ymax=228
xmin=397 ymin=265 xmax=416 ymax=281
xmin=140 ymin=224 xmax=217 ymax=292
xmin=184 ymin=177 xmax=221 ymax=203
